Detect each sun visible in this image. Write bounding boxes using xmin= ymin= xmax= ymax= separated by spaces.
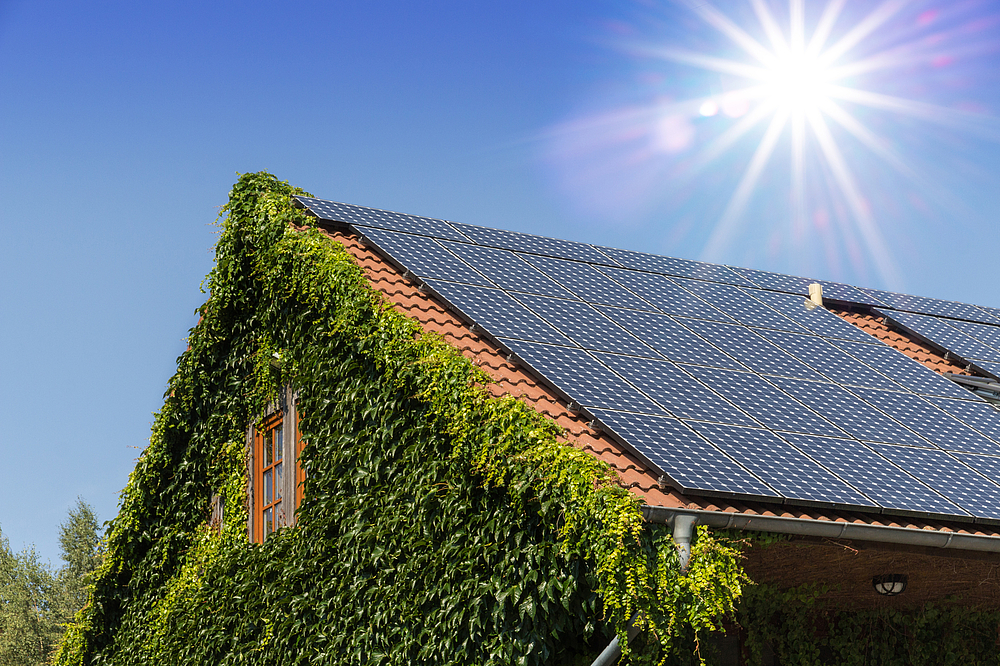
xmin=764 ymin=50 xmax=832 ymax=114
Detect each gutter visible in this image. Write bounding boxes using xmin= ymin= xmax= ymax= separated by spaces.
xmin=591 ymin=506 xmax=1000 ymax=666
xmin=641 ymin=506 xmax=1000 ymax=553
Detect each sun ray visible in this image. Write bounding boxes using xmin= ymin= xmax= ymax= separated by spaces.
xmin=819 ymin=0 xmax=908 ymax=66
xmin=702 ymin=110 xmax=789 ymax=260
xmin=826 ymin=86 xmax=1000 ymax=138
xmin=688 ymin=100 xmax=775 ymax=172
xmin=807 ymin=109 xmax=902 ymax=287
xmin=789 ymin=0 xmax=806 ymax=53
xmin=818 ymin=98 xmax=918 ymax=180
xmin=750 ymin=0 xmax=790 ymax=56
xmin=687 ymin=1 xmax=778 ymax=67
xmin=806 ymin=0 xmax=847 ymax=57
xmin=638 ymin=45 xmax=769 ymax=80
xmin=791 ymin=111 xmax=806 ymax=242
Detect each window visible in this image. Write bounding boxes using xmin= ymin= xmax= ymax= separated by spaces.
xmin=250 ymin=396 xmax=303 ymax=543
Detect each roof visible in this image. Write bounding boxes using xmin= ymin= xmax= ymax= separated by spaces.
xmin=293 ymin=196 xmax=1000 ymax=546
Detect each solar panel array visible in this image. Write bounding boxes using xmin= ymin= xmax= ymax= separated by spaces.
xmin=295 ymin=196 xmax=1000 ymax=522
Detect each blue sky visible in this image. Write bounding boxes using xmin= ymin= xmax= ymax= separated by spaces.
xmin=2 ymin=0 xmax=999 ymax=564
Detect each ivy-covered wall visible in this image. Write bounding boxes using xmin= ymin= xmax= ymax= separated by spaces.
xmin=54 ymin=172 xmax=745 ymax=666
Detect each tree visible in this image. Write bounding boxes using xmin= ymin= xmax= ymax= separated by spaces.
xmin=0 ymin=500 xmax=103 ymax=666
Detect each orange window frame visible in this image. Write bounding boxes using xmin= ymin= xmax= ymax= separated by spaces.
xmin=253 ymin=412 xmax=285 ymax=543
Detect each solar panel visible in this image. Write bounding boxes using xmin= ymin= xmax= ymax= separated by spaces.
xmin=439 ymin=242 xmax=574 ymax=298
xmin=782 ymin=433 xmax=966 ymax=515
xmin=593 ymin=353 xmax=757 ymax=426
xmin=753 ymin=329 xmax=902 ymax=390
xmin=589 ymin=410 xmax=778 ymax=496
xmin=521 ymin=255 xmax=654 ymax=309
xmin=294 ymin=196 xmax=469 ymax=241
xmin=682 ymin=366 xmax=849 ymax=437
xmin=768 ymin=377 xmax=930 ymax=447
xmin=500 ymin=339 xmax=665 ymax=414
xmin=816 ymin=281 xmax=889 ymax=307
xmin=597 ymin=269 xmax=735 ymax=322
xmin=597 ymin=307 xmax=747 ymax=370
xmin=871 ymin=444 xmax=1000 ymax=520
xmin=677 ymin=319 xmax=827 ymax=381
xmin=512 ymin=294 xmax=660 ymax=357
xmin=976 ymin=361 xmax=1000 ymax=380
xmin=689 ymin=422 xmax=875 ymax=505
xmin=595 ymin=246 xmax=756 ymax=286
xmin=955 ymin=453 xmax=1000 ymax=492
xmin=888 ymin=311 xmax=1000 ymax=362
xmin=423 ymin=281 xmax=572 ymax=345
xmin=946 ymin=319 xmax=1000 ymax=353
xmin=970 ymin=304 xmax=1000 ymax=327
xmin=450 ymin=222 xmax=616 ymax=264
xmin=865 ymin=289 xmax=990 ymax=322
xmin=828 ymin=339 xmax=973 ymax=400
xmin=674 ymin=279 xmax=811 ymax=333
xmin=928 ymin=398 xmax=1000 ymax=451
xmin=358 ymin=228 xmax=492 ymax=286
xmin=726 ymin=267 xmax=813 ymax=294
xmin=850 ymin=387 xmax=1000 ymax=455
xmin=744 ymin=289 xmax=878 ymax=343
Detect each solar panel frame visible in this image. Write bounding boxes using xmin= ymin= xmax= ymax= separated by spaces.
xmin=597 ymin=307 xmax=748 ymax=370
xmin=499 ymin=339 xmax=667 ymax=415
xmin=450 ymin=222 xmax=617 ymax=264
xmin=357 ymin=227 xmax=494 ymax=286
xmin=511 ymin=294 xmax=662 ymax=357
xmin=521 ymin=254 xmax=655 ymax=309
xmin=593 ymin=353 xmax=759 ymax=426
xmin=871 ymin=443 xmax=1000 ymax=520
xmin=589 ymin=410 xmax=780 ymax=496
xmin=781 ymin=433 xmax=967 ymax=516
xmin=294 ymin=196 xmax=471 ymax=241
xmin=439 ymin=242 xmax=575 ymax=299
xmin=423 ymin=281 xmax=573 ymax=345
xmin=689 ymin=422 xmax=877 ymax=506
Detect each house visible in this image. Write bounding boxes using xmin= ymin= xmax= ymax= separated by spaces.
xmin=59 ymin=173 xmax=1000 ymax=666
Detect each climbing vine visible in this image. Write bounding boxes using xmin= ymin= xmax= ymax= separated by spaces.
xmin=53 ymin=172 xmax=745 ymax=665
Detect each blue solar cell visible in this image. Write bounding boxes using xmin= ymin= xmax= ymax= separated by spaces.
xmin=866 ymin=289 xmax=988 ymax=322
xmin=593 ymin=353 xmax=757 ymax=426
xmin=754 ymin=329 xmax=902 ymax=390
xmin=423 ymin=281 xmax=572 ymax=345
xmin=976 ymin=361 xmax=1000 ymax=380
xmin=888 ymin=311 xmax=1000 ymax=362
xmin=682 ymin=366 xmax=848 ymax=437
xmin=595 ymin=246 xmax=755 ymax=286
xmin=589 ymin=410 xmax=778 ymax=496
xmin=851 ymin=387 xmax=1000 ymax=455
xmin=969 ymin=304 xmax=1000 ymax=326
xmin=674 ymin=279 xmax=810 ymax=333
xmin=294 ymin=196 xmax=469 ymax=241
xmin=828 ymin=339 xmax=973 ymax=399
xmin=745 ymin=289 xmax=878 ymax=343
xmin=946 ymin=319 xmax=1000 ymax=353
xmin=521 ymin=255 xmax=653 ymax=309
xmin=955 ymin=453 xmax=1000 ymax=491
xmin=598 ymin=269 xmax=734 ymax=322
xmin=782 ymin=434 xmax=966 ymax=515
xmin=768 ymin=377 xmax=930 ymax=447
xmin=513 ymin=294 xmax=660 ymax=357
xmin=678 ymin=319 xmax=826 ymax=380
xmin=928 ymin=397 xmax=1000 ymax=451
xmin=871 ymin=444 xmax=1000 ymax=520
xmin=500 ymin=340 xmax=666 ymax=414
xmin=450 ymin=222 xmax=615 ymax=264
xmin=597 ymin=307 xmax=747 ymax=370
xmin=440 ymin=243 xmax=574 ymax=298
xmin=689 ymin=423 xmax=875 ymax=505
xmin=359 ymin=228 xmax=492 ymax=286
xmin=726 ymin=267 xmax=813 ymax=294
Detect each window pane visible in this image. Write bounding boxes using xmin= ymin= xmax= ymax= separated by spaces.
xmin=263 ymin=507 xmax=273 ymax=538
xmin=275 ymin=462 xmax=283 ymax=500
xmin=275 ymin=426 xmax=283 ymax=461
xmin=263 ymin=469 xmax=272 ymax=505
xmin=263 ymin=429 xmax=273 ymax=466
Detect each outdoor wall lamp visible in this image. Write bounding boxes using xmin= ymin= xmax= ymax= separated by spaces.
xmin=872 ymin=574 xmax=908 ymax=596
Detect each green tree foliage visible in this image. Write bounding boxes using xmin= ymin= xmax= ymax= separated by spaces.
xmin=53 ymin=172 xmax=747 ymax=665
xmin=0 ymin=500 xmax=102 ymax=666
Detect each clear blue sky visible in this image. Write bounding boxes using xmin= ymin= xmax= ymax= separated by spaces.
xmin=2 ymin=0 xmax=999 ymax=564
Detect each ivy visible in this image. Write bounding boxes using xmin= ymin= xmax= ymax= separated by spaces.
xmin=53 ymin=171 xmax=745 ymax=665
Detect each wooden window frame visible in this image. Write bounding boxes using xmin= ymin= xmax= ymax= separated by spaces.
xmin=248 ymin=390 xmax=303 ymax=543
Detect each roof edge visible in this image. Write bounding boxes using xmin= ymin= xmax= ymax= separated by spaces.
xmin=642 ymin=506 xmax=1000 ymax=553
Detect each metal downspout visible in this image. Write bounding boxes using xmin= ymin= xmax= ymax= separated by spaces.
xmin=589 ymin=515 xmax=698 ymax=666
